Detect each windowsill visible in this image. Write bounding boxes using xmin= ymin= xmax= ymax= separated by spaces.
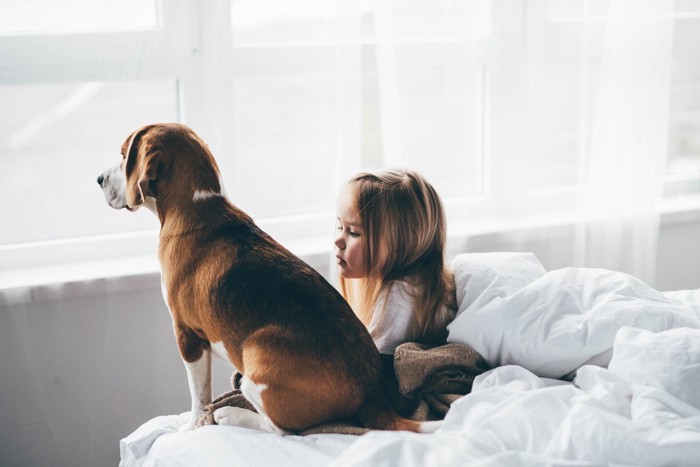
xmin=3 ymin=200 xmax=700 ymax=306
xmin=449 ymin=197 xmax=700 ymax=238
xmin=0 ymin=256 xmax=162 ymax=306
xmin=0 ymin=236 xmax=334 ymax=306
xmin=0 ymin=256 xmax=160 ymax=290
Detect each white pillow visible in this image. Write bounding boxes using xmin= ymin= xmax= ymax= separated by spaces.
xmin=608 ymin=326 xmax=700 ymax=409
xmin=451 ymin=252 xmax=546 ymax=316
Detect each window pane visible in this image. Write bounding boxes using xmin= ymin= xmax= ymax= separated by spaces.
xmin=525 ymin=8 xmax=607 ymax=192
xmin=667 ymin=17 xmax=700 ymax=178
xmin=525 ymin=23 xmax=592 ymax=191
xmin=546 ymin=0 xmax=610 ymax=22
xmin=391 ymin=42 xmax=484 ymax=199
xmin=376 ymin=0 xmax=490 ymax=42
xmin=232 ymin=0 xmax=339 ymax=45
xmin=0 ymin=80 xmax=178 ymax=245
xmin=526 ymin=60 xmax=593 ymax=191
xmin=0 ymin=0 xmax=160 ymax=36
xmin=544 ymin=1 xmax=700 ymax=196
xmin=231 ymin=47 xmax=339 ymax=218
xmin=231 ymin=0 xmax=489 ymax=46
xmin=230 ymin=42 xmax=485 ymax=218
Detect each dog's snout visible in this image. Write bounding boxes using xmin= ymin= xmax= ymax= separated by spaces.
xmin=97 ymin=174 xmax=104 ymax=186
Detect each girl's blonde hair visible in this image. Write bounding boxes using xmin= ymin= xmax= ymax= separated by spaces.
xmin=338 ymin=169 xmax=455 ymax=344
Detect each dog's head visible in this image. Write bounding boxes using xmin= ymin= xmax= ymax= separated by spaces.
xmin=97 ymin=123 xmax=222 ymax=213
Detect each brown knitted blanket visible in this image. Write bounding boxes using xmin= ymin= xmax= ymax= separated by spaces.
xmin=196 ymin=342 xmax=487 ymax=435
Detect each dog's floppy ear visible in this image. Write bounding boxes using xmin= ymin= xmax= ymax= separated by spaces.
xmin=125 ymin=126 xmax=159 ymax=209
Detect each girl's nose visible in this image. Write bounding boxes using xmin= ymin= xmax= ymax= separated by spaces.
xmin=335 ymin=236 xmax=344 ymax=249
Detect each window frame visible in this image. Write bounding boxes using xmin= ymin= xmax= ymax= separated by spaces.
xmin=2 ymin=0 xmax=700 ymax=282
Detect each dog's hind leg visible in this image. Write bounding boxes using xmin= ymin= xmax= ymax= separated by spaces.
xmin=213 ymin=375 xmax=289 ymax=434
xmin=238 ymin=326 xmax=365 ymax=433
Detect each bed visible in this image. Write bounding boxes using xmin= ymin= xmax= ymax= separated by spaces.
xmin=120 ymin=253 xmax=700 ymax=466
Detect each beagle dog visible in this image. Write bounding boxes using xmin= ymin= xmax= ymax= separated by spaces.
xmin=97 ymin=123 xmax=435 ymax=434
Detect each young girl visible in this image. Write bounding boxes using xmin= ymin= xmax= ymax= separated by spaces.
xmin=334 ymin=169 xmax=456 ymax=374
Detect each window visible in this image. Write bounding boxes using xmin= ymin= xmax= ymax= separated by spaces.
xmin=2 ymin=0 xmax=700 ymax=279
xmin=1 ymin=80 xmax=177 ymax=245
xmin=538 ymin=0 xmax=700 ymax=199
xmin=228 ymin=0 xmax=490 ymax=219
xmin=0 ymin=0 xmax=189 ymax=273
xmin=666 ymin=4 xmax=700 ymax=196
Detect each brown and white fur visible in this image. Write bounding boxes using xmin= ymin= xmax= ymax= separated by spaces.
xmin=97 ymin=123 xmax=438 ymax=434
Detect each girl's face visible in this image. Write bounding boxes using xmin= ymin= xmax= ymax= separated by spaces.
xmin=335 ymin=187 xmax=367 ymax=279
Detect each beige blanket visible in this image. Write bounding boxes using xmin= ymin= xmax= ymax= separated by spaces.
xmin=197 ymin=342 xmax=487 ymax=434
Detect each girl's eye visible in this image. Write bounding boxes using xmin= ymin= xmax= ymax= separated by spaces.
xmin=336 ymin=222 xmax=361 ymax=237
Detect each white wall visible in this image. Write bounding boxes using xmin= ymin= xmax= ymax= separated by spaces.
xmin=2 ymin=213 xmax=700 ymax=466
xmin=0 ymin=273 xmax=235 ymax=467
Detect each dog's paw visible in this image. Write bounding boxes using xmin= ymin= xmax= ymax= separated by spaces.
xmin=214 ymin=406 xmax=249 ymax=426
xmin=177 ymin=412 xmax=202 ymax=433
xmin=214 ymin=406 xmax=268 ymax=430
xmin=214 ymin=407 xmax=290 ymax=434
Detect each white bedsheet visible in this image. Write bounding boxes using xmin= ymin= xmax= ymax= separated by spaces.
xmin=121 ymin=253 xmax=700 ymax=466
xmin=120 ymin=413 xmax=357 ymax=466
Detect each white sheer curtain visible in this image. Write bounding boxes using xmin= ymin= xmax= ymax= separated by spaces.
xmin=2 ymin=0 xmax=682 ymax=282
xmin=369 ymin=0 xmax=676 ymax=284
xmin=576 ymin=0 xmax=675 ymax=284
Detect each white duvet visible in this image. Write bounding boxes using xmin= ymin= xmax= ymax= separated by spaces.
xmin=448 ymin=252 xmax=700 ymax=378
xmin=121 ymin=253 xmax=700 ymax=466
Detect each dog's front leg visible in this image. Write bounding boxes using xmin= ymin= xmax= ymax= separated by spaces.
xmin=181 ymin=347 xmax=211 ymax=431
xmin=176 ymin=325 xmax=212 ymax=432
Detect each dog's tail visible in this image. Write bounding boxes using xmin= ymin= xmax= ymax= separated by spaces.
xmin=354 ymin=390 xmax=442 ymax=433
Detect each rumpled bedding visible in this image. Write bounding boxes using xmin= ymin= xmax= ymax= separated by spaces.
xmin=120 ymin=253 xmax=700 ymax=466
xmin=447 ymin=252 xmax=700 ymax=378
xmin=332 ymin=326 xmax=700 ymax=466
